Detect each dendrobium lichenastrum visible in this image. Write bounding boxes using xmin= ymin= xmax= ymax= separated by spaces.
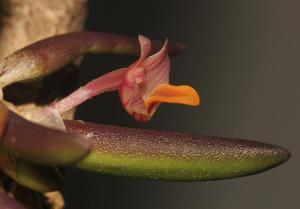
xmin=0 ymin=32 xmax=290 ymax=208
xmin=51 ymin=35 xmax=200 ymax=122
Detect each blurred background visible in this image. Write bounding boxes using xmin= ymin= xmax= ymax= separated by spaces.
xmin=64 ymin=1 xmax=298 ymax=209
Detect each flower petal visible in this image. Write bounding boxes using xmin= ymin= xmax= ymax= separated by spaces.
xmin=119 ymin=84 xmax=148 ymax=119
xmin=143 ymin=39 xmax=169 ymax=68
xmin=145 ymin=84 xmax=200 ymax=115
xmin=138 ymin=35 xmax=152 ymax=62
xmin=140 ymin=56 xmax=170 ymax=98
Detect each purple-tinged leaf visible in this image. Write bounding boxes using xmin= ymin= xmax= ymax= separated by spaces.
xmin=0 ymin=104 xmax=90 ymax=165
xmin=0 ymin=32 xmax=185 ymax=87
xmin=65 ymin=120 xmax=290 ymax=181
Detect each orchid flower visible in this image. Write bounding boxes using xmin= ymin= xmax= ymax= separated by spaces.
xmin=119 ymin=36 xmax=199 ymax=122
xmin=51 ymin=35 xmax=200 ymax=122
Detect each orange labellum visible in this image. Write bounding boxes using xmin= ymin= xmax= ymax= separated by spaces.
xmin=145 ymin=84 xmax=200 ymax=114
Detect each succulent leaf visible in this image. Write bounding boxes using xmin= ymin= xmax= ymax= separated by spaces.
xmin=65 ymin=120 xmax=290 ymax=181
xmin=0 ymin=32 xmax=184 ymax=87
xmin=15 ymin=161 xmax=63 ymax=193
xmin=0 ymin=104 xmax=90 ymax=165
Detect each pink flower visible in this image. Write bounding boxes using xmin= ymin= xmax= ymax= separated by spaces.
xmin=51 ymin=35 xmax=200 ymax=122
xmin=119 ymin=35 xmax=199 ymax=121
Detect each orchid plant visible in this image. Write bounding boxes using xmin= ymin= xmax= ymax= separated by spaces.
xmin=0 ymin=32 xmax=290 ymax=209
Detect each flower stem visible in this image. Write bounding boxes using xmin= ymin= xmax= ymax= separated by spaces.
xmin=51 ymin=68 xmax=126 ymax=114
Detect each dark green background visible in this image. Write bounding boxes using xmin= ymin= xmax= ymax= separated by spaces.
xmin=64 ymin=1 xmax=298 ymax=208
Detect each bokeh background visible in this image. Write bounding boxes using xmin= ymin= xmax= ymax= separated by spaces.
xmin=64 ymin=1 xmax=298 ymax=209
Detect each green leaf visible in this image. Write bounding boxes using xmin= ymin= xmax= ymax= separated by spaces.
xmin=16 ymin=160 xmax=63 ymax=193
xmin=65 ymin=120 xmax=290 ymax=181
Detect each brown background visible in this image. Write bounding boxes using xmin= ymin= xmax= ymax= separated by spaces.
xmin=64 ymin=1 xmax=298 ymax=209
